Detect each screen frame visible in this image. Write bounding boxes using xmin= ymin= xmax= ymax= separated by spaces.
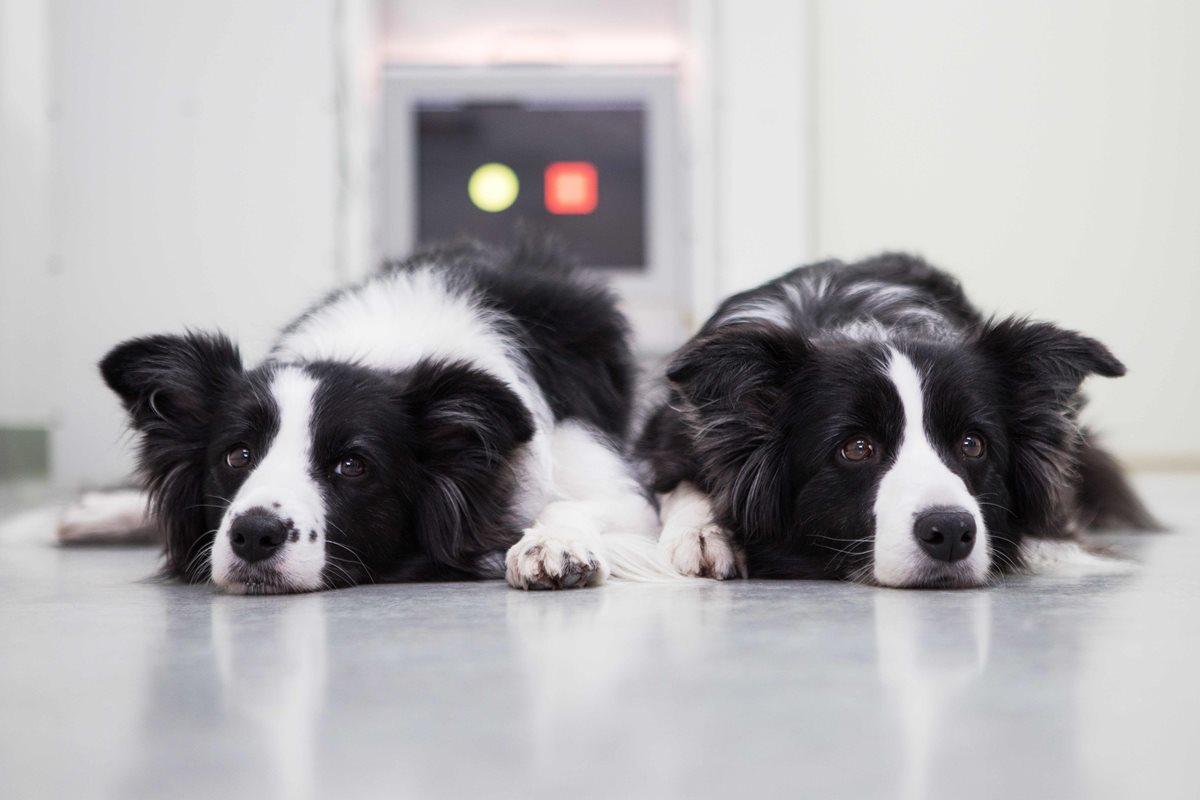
xmin=382 ymin=65 xmax=684 ymax=352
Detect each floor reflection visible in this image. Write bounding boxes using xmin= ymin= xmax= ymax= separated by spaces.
xmin=504 ymin=583 xmax=735 ymax=797
xmin=1075 ymin=541 xmax=1200 ymax=798
xmin=211 ymin=594 xmax=329 ymax=800
xmin=874 ymin=590 xmax=993 ymax=800
xmin=116 ymin=591 xmax=329 ymax=800
xmin=7 ymin=477 xmax=1199 ymax=799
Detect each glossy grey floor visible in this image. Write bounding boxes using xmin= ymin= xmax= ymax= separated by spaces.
xmin=1 ymin=475 xmax=1197 ymax=800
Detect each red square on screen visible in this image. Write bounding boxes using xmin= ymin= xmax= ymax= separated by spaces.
xmin=544 ymin=162 xmax=598 ymax=215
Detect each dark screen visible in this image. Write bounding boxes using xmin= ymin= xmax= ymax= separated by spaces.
xmin=416 ymin=100 xmax=646 ymax=270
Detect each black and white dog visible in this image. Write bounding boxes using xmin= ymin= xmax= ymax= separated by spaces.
xmin=85 ymin=238 xmax=663 ymax=593
xmin=637 ymin=253 xmax=1156 ymax=588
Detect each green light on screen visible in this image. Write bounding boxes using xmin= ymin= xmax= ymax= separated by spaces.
xmin=468 ymin=163 xmax=519 ymax=213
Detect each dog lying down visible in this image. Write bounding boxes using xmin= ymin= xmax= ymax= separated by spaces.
xmin=62 ymin=247 xmax=1156 ymax=591
xmin=637 ymin=253 xmax=1158 ymax=588
xmin=62 ymin=237 xmax=672 ymax=593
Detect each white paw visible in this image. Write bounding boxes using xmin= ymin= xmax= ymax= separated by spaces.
xmin=506 ymin=530 xmax=610 ymax=590
xmin=57 ymin=490 xmax=155 ymax=544
xmin=1020 ymin=538 xmax=1135 ymax=577
xmin=661 ymin=523 xmax=745 ymax=580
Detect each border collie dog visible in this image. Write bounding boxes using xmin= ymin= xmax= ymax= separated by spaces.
xmin=95 ymin=239 xmax=661 ymax=593
xmin=637 ymin=253 xmax=1156 ymax=588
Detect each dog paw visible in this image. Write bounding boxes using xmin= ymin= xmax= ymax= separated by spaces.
xmin=661 ymin=523 xmax=744 ymax=580
xmin=57 ymin=490 xmax=156 ymax=544
xmin=505 ymin=531 xmax=609 ymax=590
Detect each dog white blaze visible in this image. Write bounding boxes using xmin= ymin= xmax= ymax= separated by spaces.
xmin=872 ymin=349 xmax=991 ymax=587
xmin=210 ymin=367 xmax=328 ymax=592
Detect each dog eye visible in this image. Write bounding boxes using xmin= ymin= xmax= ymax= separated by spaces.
xmin=840 ymin=436 xmax=877 ymax=463
xmin=225 ymin=445 xmax=253 ymax=469
xmin=335 ymin=456 xmax=367 ymax=478
xmin=961 ymin=433 xmax=986 ymax=459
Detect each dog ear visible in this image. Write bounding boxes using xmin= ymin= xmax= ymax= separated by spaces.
xmin=406 ymin=361 xmax=535 ymax=459
xmin=405 ymin=361 xmax=535 ymax=567
xmin=101 ymin=332 xmax=243 ymax=432
xmin=667 ymin=324 xmax=811 ymax=541
xmin=976 ymin=317 xmax=1126 ymax=535
xmin=99 ymin=332 xmax=243 ymax=580
xmin=977 ymin=316 xmax=1125 ymax=400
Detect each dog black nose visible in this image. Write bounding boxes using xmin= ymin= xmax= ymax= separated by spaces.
xmin=913 ymin=509 xmax=976 ymax=563
xmin=229 ymin=514 xmax=289 ymax=563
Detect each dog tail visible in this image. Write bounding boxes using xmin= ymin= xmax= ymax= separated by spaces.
xmin=602 ymin=533 xmax=691 ymax=583
xmin=1075 ymin=436 xmax=1163 ymax=531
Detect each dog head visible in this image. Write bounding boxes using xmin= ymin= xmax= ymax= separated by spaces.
xmin=101 ymin=332 xmax=533 ymax=593
xmin=667 ymin=317 xmax=1124 ymax=587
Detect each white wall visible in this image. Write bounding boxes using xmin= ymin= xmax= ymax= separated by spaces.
xmin=685 ymin=0 xmax=813 ymax=321
xmin=0 ymin=0 xmax=52 ymax=427
xmin=4 ymin=0 xmax=1196 ymax=481
xmin=813 ymin=0 xmax=1200 ymax=464
xmin=377 ymin=0 xmax=682 ymax=64
xmin=44 ymin=1 xmax=349 ymax=485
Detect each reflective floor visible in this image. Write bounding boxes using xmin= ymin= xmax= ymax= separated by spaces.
xmin=1 ymin=475 xmax=1197 ymax=800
